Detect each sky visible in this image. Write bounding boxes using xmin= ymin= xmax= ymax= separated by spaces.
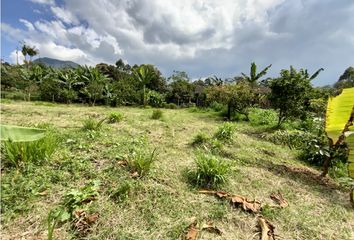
xmin=1 ymin=0 xmax=354 ymax=85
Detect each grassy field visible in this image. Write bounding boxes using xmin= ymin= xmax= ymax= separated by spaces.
xmin=1 ymin=100 xmax=353 ymax=240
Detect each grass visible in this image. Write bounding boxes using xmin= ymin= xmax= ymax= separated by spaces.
xmin=151 ymin=109 xmax=163 ymax=119
xmin=107 ymin=111 xmax=124 ymax=123
xmin=0 ymin=101 xmax=353 ymax=239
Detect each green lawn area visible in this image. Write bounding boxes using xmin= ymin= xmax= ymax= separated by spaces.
xmin=1 ymin=101 xmax=353 ymax=240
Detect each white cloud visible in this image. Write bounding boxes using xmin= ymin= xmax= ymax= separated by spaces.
xmin=29 ymin=0 xmax=55 ymax=5
xmin=19 ymin=19 xmax=35 ymax=31
xmin=51 ymin=6 xmax=79 ymax=25
xmin=10 ymin=50 xmax=25 ymax=65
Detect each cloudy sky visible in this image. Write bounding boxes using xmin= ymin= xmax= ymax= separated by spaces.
xmin=1 ymin=0 xmax=354 ymax=85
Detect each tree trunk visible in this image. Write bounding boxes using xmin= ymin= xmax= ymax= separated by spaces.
xmin=143 ymin=85 xmax=146 ymax=106
xmin=320 ymin=155 xmax=331 ymax=177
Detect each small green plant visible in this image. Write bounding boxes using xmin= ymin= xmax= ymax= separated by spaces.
xmin=82 ymin=117 xmax=106 ymax=131
xmin=2 ymin=133 xmax=57 ymax=167
xmin=151 ymin=109 xmax=163 ymax=120
xmin=110 ymin=181 xmax=133 ymax=202
xmin=107 ymin=112 xmax=124 ymax=123
xmin=191 ymin=132 xmax=209 ymax=146
xmin=189 ymin=153 xmax=229 ymax=188
xmin=127 ymin=148 xmax=157 ymax=177
xmin=47 ymin=207 xmax=70 ymax=240
xmin=214 ymin=122 xmax=236 ymax=142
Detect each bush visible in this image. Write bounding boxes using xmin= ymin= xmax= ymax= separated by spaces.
xmin=189 ymin=153 xmax=229 ymax=188
xmin=210 ymin=101 xmax=224 ymax=112
xmin=249 ymin=108 xmax=278 ymax=126
xmin=2 ymin=133 xmax=57 ymax=167
xmin=264 ymin=130 xmax=313 ymax=149
xmin=127 ymin=148 xmax=157 ymax=177
xmin=191 ymin=132 xmax=209 ymax=146
xmin=214 ymin=123 xmax=236 ymax=142
xmin=107 ymin=112 xmax=124 ymax=123
xmin=164 ymin=103 xmax=178 ymax=109
xmin=82 ymin=117 xmax=106 ymax=131
xmin=147 ymin=90 xmax=165 ymax=108
xmin=151 ymin=109 xmax=163 ymax=120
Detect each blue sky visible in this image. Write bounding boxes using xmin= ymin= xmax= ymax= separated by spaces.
xmin=2 ymin=0 xmax=354 ymax=86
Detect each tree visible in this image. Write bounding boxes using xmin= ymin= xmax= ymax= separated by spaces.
xmin=54 ymin=68 xmax=83 ymax=103
xmin=241 ymin=62 xmax=272 ymax=87
xmin=132 ymin=65 xmax=156 ymax=106
xmin=267 ymin=66 xmax=324 ymax=127
xmin=27 ymin=47 xmax=39 ymax=62
xmin=206 ymin=81 xmax=255 ymax=120
xmin=167 ymin=71 xmax=194 ymax=106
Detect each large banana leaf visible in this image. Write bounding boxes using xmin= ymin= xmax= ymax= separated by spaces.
xmin=325 ymin=88 xmax=354 ymax=144
xmin=1 ymin=125 xmax=46 ymax=142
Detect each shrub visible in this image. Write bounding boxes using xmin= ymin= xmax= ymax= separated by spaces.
xmin=147 ymin=90 xmax=165 ymax=108
xmin=107 ymin=112 xmax=124 ymax=123
xmin=214 ymin=123 xmax=236 ymax=142
xmin=189 ymin=153 xmax=229 ymax=188
xmin=249 ymin=108 xmax=278 ymax=126
xmin=151 ymin=109 xmax=163 ymax=120
xmin=82 ymin=117 xmax=106 ymax=131
xmin=210 ymin=101 xmax=224 ymax=112
xmin=127 ymin=148 xmax=157 ymax=177
xmin=191 ymin=132 xmax=209 ymax=146
xmin=2 ymin=133 xmax=57 ymax=167
xmin=164 ymin=103 xmax=178 ymax=109
xmin=264 ymin=130 xmax=313 ymax=149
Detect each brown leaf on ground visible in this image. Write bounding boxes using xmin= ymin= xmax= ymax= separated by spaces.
xmin=185 ymin=220 xmax=199 ymax=240
xmin=270 ymin=192 xmax=288 ymax=208
xmin=117 ymin=160 xmax=128 ymax=166
xmin=130 ymin=171 xmax=139 ymax=178
xmin=201 ymin=221 xmax=222 ymax=235
xmin=73 ymin=210 xmax=99 ymax=236
xmin=257 ymin=216 xmax=275 ymax=240
xmin=198 ymin=190 xmax=261 ymax=213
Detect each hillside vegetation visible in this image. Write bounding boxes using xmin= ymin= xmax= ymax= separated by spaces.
xmin=1 ymin=101 xmax=353 ymax=239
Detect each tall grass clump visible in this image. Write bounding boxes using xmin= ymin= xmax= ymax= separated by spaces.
xmin=191 ymin=132 xmax=209 ymax=146
xmin=2 ymin=133 xmax=57 ymax=167
xmin=189 ymin=153 xmax=229 ymax=188
xmin=151 ymin=109 xmax=163 ymax=120
xmin=107 ymin=112 xmax=124 ymax=123
xmin=214 ymin=122 xmax=236 ymax=142
xmin=82 ymin=117 xmax=106 ymax=131
xmin=127 ymin=147 xmax=157 ymax=177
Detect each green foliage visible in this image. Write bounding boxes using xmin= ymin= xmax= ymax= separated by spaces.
xmin=191 ymin=132 xmax=209 ymax=146
xmin=267 ymin=66 xmax=323 ymax=126
xmin=214 ymin=122 xmax=236 ymax=142
xmin=210 ymin=101 xmax=224 ymax=112
xmin=82 ymin=117 xmax=106 ymax=131
xmin=147 ymin=90 xmax=165 ymax=107
xmin=107 ymin=112 xmax=124 ymax=123
xmin=164 ymin=103 xmax=178 ymax=109
xmin=241 ymin=62 xmax=272 ymax=86
xmin=127 ymin=147 xmax=157 ymax=177
xmin=249 ymin=108 xmax=278 ymax=126
xmin=151 ymin=109 xmax=163 ymax=119
xmin=1 ymin=133 xmax=57 ymax=168
xmin=189 ymin=153 xmax=229 ymax=188
xmin=110 ymin=181 xmax=133 ymax=202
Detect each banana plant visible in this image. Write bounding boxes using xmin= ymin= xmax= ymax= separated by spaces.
xmin=324 ymin=87 xmax=354 ymax=205
xmin=241 ymin=62 xmax=272 ymax=87
xmin=1 ymin=124 xmax=46 ymax=142
xmin=132 ymin=65 xmax=155 ymax=106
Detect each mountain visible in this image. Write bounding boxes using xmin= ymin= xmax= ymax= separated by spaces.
xmin=33 ymin=57 xmax=79 ymax=68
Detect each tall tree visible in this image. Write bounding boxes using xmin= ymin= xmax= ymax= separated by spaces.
xmin=241 ymin=62 xmax=272 ymax=86
xmin=132 ymin=65 xmax=155 ymax=106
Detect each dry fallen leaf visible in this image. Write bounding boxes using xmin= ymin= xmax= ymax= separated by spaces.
xmin=198 ymin=190 xmax=261 ymax=213
xmin=257 ymin=216 xmax=275 ymax=240
xmin=73 ymin=210 xmax=99 ymax=236
xmin=185 ymin=220 xmax=199 ymax=240
xmin=117 ymin=160 xmax=128 ymax=166
xmin=130 ymin=171 xmax=139 ymax=178
xmin=201 ymin=221 xmax=222 ymax=235
xmin=270 ymin=192 xmax=288 ymax=208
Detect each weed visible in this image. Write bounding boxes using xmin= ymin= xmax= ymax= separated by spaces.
xmin=191 ymin=132 xmax=209 ymax=146
xmin=110 ymin=181 xmax=133 ymax=202
xmin=107 ymin=112 xmax=123 ymax=123
xmin=188 ymin=153 xmax=229 ymax=188
xmin=82 ymin=117 xmax=106 ymax=131
xmin=164 ymin=103 xmax=178 ymax=109
xmin=1 ymin=133 xmax=57 ymax=168
xmin=249 ymin=108 xmax=278 ymax=126
xmin=127 ymin=147 xmax=157 ymax=177
xmin=214 ymin=122 xmax=236 ymax=142
xmin=151 ymin=109 xmax=163 ymax=120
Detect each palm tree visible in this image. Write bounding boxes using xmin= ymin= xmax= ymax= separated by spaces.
xmin=132 ymin=65 xmax=155 ymax=106
xmin=241 ymin=62 xmax=272 ymax=87
xmin=27 ymin=47 xmax=39 ymax=63
xmin=21 ymin=44 xmax=29 ymax=64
